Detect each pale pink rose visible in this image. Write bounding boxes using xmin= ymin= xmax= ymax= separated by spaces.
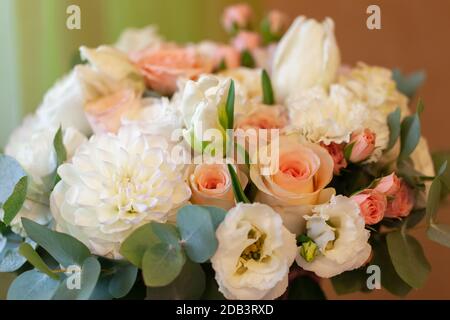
xmin=351 ymin=189 xmax=387 ymax=225
xmin=84 ymin=88 xmax=140 ymax=134
xmin=348 ymin=129 xmax=376 ymax=163
xmin=131 ymin=47 xmax=213 ymax=95
xmin=267 ymin=10 xmax=289 ymax=35
xmin=385 ymin=180 xmax=414 ymax=218
xmin=236 ymin=105 xmax=287 ymax=130
xmin=232 ymin=31 xmax=261 ymax=52
xmin=222 ymin=3 xmax=253 ymax=33
xmin=320 ymin=142 xmax=347 ymax=175
xmin=188 ymin=164 xmax=248 ymax=210
xmin=250 ymin=135 xmax=334 ymax=206
xmin=374 ymin=172 xmax=401 ymax=196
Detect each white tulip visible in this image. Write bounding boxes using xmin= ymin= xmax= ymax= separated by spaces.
xmin=211 ymin=203 xmax=297 ymax=300
xmin=272 ymin=16 xmax=341 ymax=102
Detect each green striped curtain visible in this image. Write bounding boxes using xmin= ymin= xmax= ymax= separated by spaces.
xmin=0 ymin=0 xmax=263 ymax=147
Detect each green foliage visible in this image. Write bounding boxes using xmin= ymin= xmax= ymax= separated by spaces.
xmin=22 ymin=218 xmax=91 ymax=267
xmin=240 ymin=50 xmax=255 ymax=68
xmin=18 ymin=243 xmax=59 ymax=280
xmin=427 ymin=224 xmax=450 ymax=249
xmin=146 ymin=259 xmax=205 ymax=300
xmin=0 ymin=155 xmax=28 ymax=225
xmin=108 ymin=263 xmax=138 ymax=299
xmin=343 ymin=142 xmax=355 ymax=162
xmin=177 ymin=206 xmax=218 ymax=263
xmin=225 ymin=80 xmax=235 ymax=130
xmin=227 ymin=164 xmax=250 ymax=203
xmin=7 ymin=270 xmax=60 ymax=300
xmin=0 ymin=233 xmax=36 ymax=272
xmin=386 ymin=230 xmax=430 ymax=289
xmin=261 ymin=69 xmax=274 ymax=105
xmin=288 ymin=276 xmax=326 ymax=300
xmin=399 ymin=112 xmax=421 ymax=161
xmin=331 ymin=268 xmax=368 ymax=295
xmin=119 ymin=223 xmax=161 ymax=267
xmin=392 ymin=69 xmax=426 ymax=99
xmin=432 ymin=151 xmax=450 ymax=198
xmin=387 ymin=107 xmax=401 ymax=150
xmin=49 ymin=126 xmax=67 ymax=187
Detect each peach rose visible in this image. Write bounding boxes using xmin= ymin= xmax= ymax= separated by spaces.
xmin=222 ymin=3 xmax=253 ymax=33
xmin=232 ymin=31 xmax=261 ymax=52
xmin=374 ymin=172 xmax=401 ymax=196
xmin=385 ymin=180 xmax=414 ymax=218
xmin=236 ymin=104 xmax=288 ymax=131
xmin=348 ymin=129 xmax=376 ymax=163
xmin=320 ymin=142 xmax=347 ymax=175
xmin=351 ymin=189 xmax=387 ymax=225
xmin=250 ymin=134 xmax=334 ymax=207
xmin=131 ymin=47 xmax=213 ymax=95
xmin=188 ymin=164 xmax=248 ymax=210
xmin=84 ymin=88 xmax=140 ymax=134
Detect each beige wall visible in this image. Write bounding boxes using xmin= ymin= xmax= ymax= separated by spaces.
xmin=264 ymin=0 xmax=450 ymax=299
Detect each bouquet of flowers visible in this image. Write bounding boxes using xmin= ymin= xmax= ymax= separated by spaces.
xmin=1 ymin=3 xmax=449 ymax=300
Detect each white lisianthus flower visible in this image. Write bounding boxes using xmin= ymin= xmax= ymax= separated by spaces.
xmin=288 ymin=85 xmax=367 ymax=145
xmin=50 ymin=125 xmax=191 ymax=259
xmin=4 ymin=115 xmax=87 ymax=236
xmin=296 ymin=195 xmax=371 ymax=278
xmin=211 ymin=203 xmax=297 ymax=300
xmin=272 ymin=16 xmax=340 ymax=102
xmin=114 ymin=25 xmax=163 ymax=53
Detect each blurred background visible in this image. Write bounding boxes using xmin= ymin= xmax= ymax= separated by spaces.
xmin=0 ymin=0 xmax=449 ymax=299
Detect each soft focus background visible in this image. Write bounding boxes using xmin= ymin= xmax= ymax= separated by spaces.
xmin=0 ymin=0 xmax=449 ymax=299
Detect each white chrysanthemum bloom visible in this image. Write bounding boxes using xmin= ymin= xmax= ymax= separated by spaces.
xmin=50 ymin=125 xmax=191 ymax=259
xmin=211 ymin=203 xmax=297 ymax=300
xmin=287 ymin=85 xmax=367 ymax=145
xmin=3 ymin=115 xmax=87 ymax=236
xmin=296 ymin=195 xmax=371 ymax=278
xmin=339 ymin=62 xmax=409 ymax=116
xmin=114 ymin=25 xmax=163 ymax=53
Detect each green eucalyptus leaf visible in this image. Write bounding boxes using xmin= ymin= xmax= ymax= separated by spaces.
xmin=177 ymin=205 xmax=217 ymax=263
xmin=47 ymin=127 xmax=67 ymax=187
xmin=52 ymin=256 xmax=101 ymax=300
xmin=108 ymin=263 xmax=138 ymax=299
xmin=331 ymin=268 xmax=367 ymax=295
xmin=288 ymin=276 xmax=326 ymax=300
xmin=387 ymin=107 xmax=401 ymax=150
xmin=371 ymin=237 xmax=411 ymax=297
xmin=227 ymin=164 xmax=250 ymax=203
xmin=146 ymin=259 xmax=205 ymax=300
xmin=119 ymin=223 xmax=161 ymax=267
xmin=261 ymin=69 xmax=274 ymax=105
xmin=22 ymin=218 xmax=91 ymax=267
xmin=416 ymin=98 xmax=425 ymax=117
xmin=432 ymin=151 xmax=450 ymax=198
xmin=0 ymin=233 xmax=36 ymax=272
xmin=386 ymin=231 xmax=430 ymax=288
xmin=426 ymin=177 xmax=442 ymax=224
xmin=392 ymin=69 xmax=426 ymax=99
xmin=427 ymin=224 xmax=450 ymax=249
xmin=200 ymin=206 xmax=227 ymax=230
xmin=0 ymin=155 xmax=28 ymax=225
xmin=18 ymin=243 xmax=59 ymax=280
xmin=7 ymin=270 xmax=59 ymax=300
xmin=399 ymin=113 xmax=421 ymax=161
xmin=142 ymin=241 xmax=185 ymax=287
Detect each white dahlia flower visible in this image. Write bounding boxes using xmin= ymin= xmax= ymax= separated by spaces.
xmin=4 ymin=115 xmax=87 ymax=236
xmin=211 ymin=203 xmax=297 ymax=300
xmin=296 ymin=195 xmax=371 ymax=278
xmin=50 ymin=125 xmax=191 ymax=259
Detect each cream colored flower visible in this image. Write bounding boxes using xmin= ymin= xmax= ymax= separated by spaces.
xmin=217 ymin=67 xmax=263 ymax=107
xmin=296 ymin=195 xmax=371 ymax=278
xmin=115 ymin=25 xmax=163 ymax=53
xmin=272 ymin=16 xmax=340 ymax=102
xmin=4 ymin=115 xmax=86 ymax=236
xmin=50 ymin=125 xmax=191 ymax=259
xmin=211 ymin=203 xmax=297 ymax=300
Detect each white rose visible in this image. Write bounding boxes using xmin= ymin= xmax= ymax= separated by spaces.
xmin=272 ymin=16 xmax=340 ymax=102
xmin=217 ymin=67 xmax=263 ymax=107
xmin=50 ymin=125 xmax=191 ymax=259
xmin=114 ymin=25 xmax=163 ymax=53
xmin=296 ymin=195 xmax=371 ymax=278
xmin=4 ymin=115 xmax=87 ymax=236
xmin=288 ymin=85 xmax=367 ymax=145
xmin=211 ymin=203 xmax=297 ymax=300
